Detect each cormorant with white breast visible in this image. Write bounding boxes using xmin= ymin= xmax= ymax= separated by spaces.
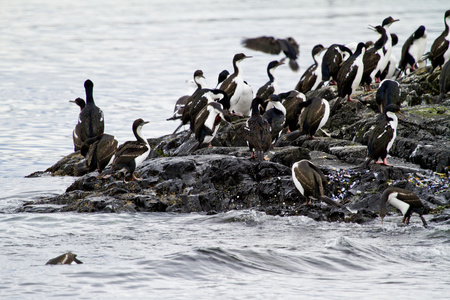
xmin=241 ymin=36 xmax=300 ymax=71
xmin=379 ymin=33 xmax=400 ymax=80
xmin=244 ymin=97 xmax=272 ymax=160
xmin=295 ymin=44 xmax=327 ymax=93
xmin=379 ymin=187 xmax=428 ymax=226
xmin=291 ymin=159 xmax=339 ymax=207
xmin=429 ymin=10 xmax=450 ymax=72
xmin=189 ymin=88 xmax=230 ymax=132
xmin=376 ymin=79 xmax=401 ymax=113
xmin=361 ymin=25 xmax=388 ymax=91
xmin=256 ymin=60 xmax=284 ymax=101
xmin=297 ymin=97 xmax=330 ymax=139
xmin=375 ymin=17 xmax=399 ymax=81
xmin=104 ymin=118 xmax=150 ymax=183
xmin=219 ymin=53 xmax=253 ymax=116
xmin=78 ymin=79 xmax=104 ymax=142
xmin=364 ymin=103 xmax=403 ymax=167
xmin=398 ymin=25 xmax=427 ymax=76
xmin=336 ymin=42 xmax=366 ymax=102
xmin=263 ymin=94 xmax=286 ymax=143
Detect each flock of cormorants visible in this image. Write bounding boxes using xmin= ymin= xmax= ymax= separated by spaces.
xmin=71 ymin=11 xmax=450 ymax=226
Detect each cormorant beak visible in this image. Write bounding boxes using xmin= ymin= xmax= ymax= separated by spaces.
xmin=278 ymin=58 xmax=286 ymax=65
xmin=392 ymin=19 xmax=400 ymax=23
xmin=367 ymin=25 xmax=377 ymax=32
xmin=396 ymin=111 xmax=405 ymax=118
xmin=143 ymin=121 xmax=150 ymax=125
xmin=245 ymin=55 xmax=253 ymax=59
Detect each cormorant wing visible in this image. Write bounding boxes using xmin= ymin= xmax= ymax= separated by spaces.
xmin=241 ymin=36 xmax=281 ymax=55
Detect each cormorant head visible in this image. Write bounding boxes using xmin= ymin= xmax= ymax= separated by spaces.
xmin=382 ymin=16 xmax=399 ymax=28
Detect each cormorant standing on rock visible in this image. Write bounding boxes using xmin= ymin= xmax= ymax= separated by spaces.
xmin=364 ymin=104 xmax=403 ymax=167
xmin=297 ymin=97 xmax=330 ymax=139
xmin=429 ymin=10 xmax=450 ymax=72
xmin=291 ymin=159 xmax=339 ymax=206
xmin=336 ymin=42 xmax=366 ymax=102
xmin=78 ymin=79 xmax=104 ymax=142
xmin=244 ymin=97 xmax=272 ymax=160
xmin=399 ymin=25 xmax=427 ymax=75
xmin=219 ymin=53 xmax=253 ymax=116
xmin=104 ymin=118 xmax=150 ymax=183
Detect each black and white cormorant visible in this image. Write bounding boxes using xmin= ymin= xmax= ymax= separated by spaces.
xmin=75 ymin=133 xmax=118 ymax=176
xmin=191 ymin=102 xmax=229 ymax=152
xmin=70 ymin=97 xmax=86 ymax=151
xmin=380 ymin=33 xmax=400 ymax=80
xmin=295 ymin=44 xmax=327 ymax=93
xmin=376 ymin=79 xmax=401 ymax=113
xmin=365 ymin=103 xmax=402 ymax=166
xmin=106 ymin=118 xmax=150 ymax=183
xmin=399 ymin=25 xmax=427 ymax=76
xmin=297 ymin=97 xmax=330 ymax=139
xmin=321 ymin=44 xmax=353 ymax=84
xmin=439 ymin=60 xmax=450 ymax=101
xmin=170 ymin=70 xmax=207 ymax=133
xmin=263 ymin=94 xmax=286 ymax=143
xmin=376 ymin=17 xmax=399 ymax=81
xmin=379 ymin=187 xmax=428 ymax=226
xmin=241 ymin=36 xmax=300 ymax=71
xmin=336 ymin=42 xmax=366 ymax=102
xmin=291 ymin=159 xmax=339 ymax=206
xmin=189 ymin=89 xmax=230 ymax=132
xmin=361 ymin=25 xmax=388 ymax=91
xmin=243 ymin=97 xmax=272 ymax=160
xmin=256 ymin=60 xmax=284 ymax=101
xmin=78 ymin=79 xmax=104 ymax=142
xmin=219 ymin=53 xmax=253 ymax=116
xmin=46 ymin=253 xmax=83 ymax=265
xmin=429 ymin=10 xmax=450 ymax=72
xmin=278 ymin=90 xmax=306 ymax=132
xmin=169 ymin=70 xmax=208 ymax=123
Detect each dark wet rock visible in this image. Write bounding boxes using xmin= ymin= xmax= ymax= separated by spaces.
xmin=23 ymin=68 xmax=450 ymax=224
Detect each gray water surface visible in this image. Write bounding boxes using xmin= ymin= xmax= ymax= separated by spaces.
xmin=0 ymin=1 xmax=449 ymax=299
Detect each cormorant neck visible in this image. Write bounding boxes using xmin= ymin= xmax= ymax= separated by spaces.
xmin=134 ymin=125 xmax=147 ymax=144
xmin=374 ymin=31 xmax=388 ymax=49
xmin=251 ymin=101 xmax=261 ymax=116
xmin=268 ymin=68 xmax=275 ymax=82
xmin=85 ymin=85 xmax=94 ymax=105
xmin=233 ymin=60 xmax=241 ymax=76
